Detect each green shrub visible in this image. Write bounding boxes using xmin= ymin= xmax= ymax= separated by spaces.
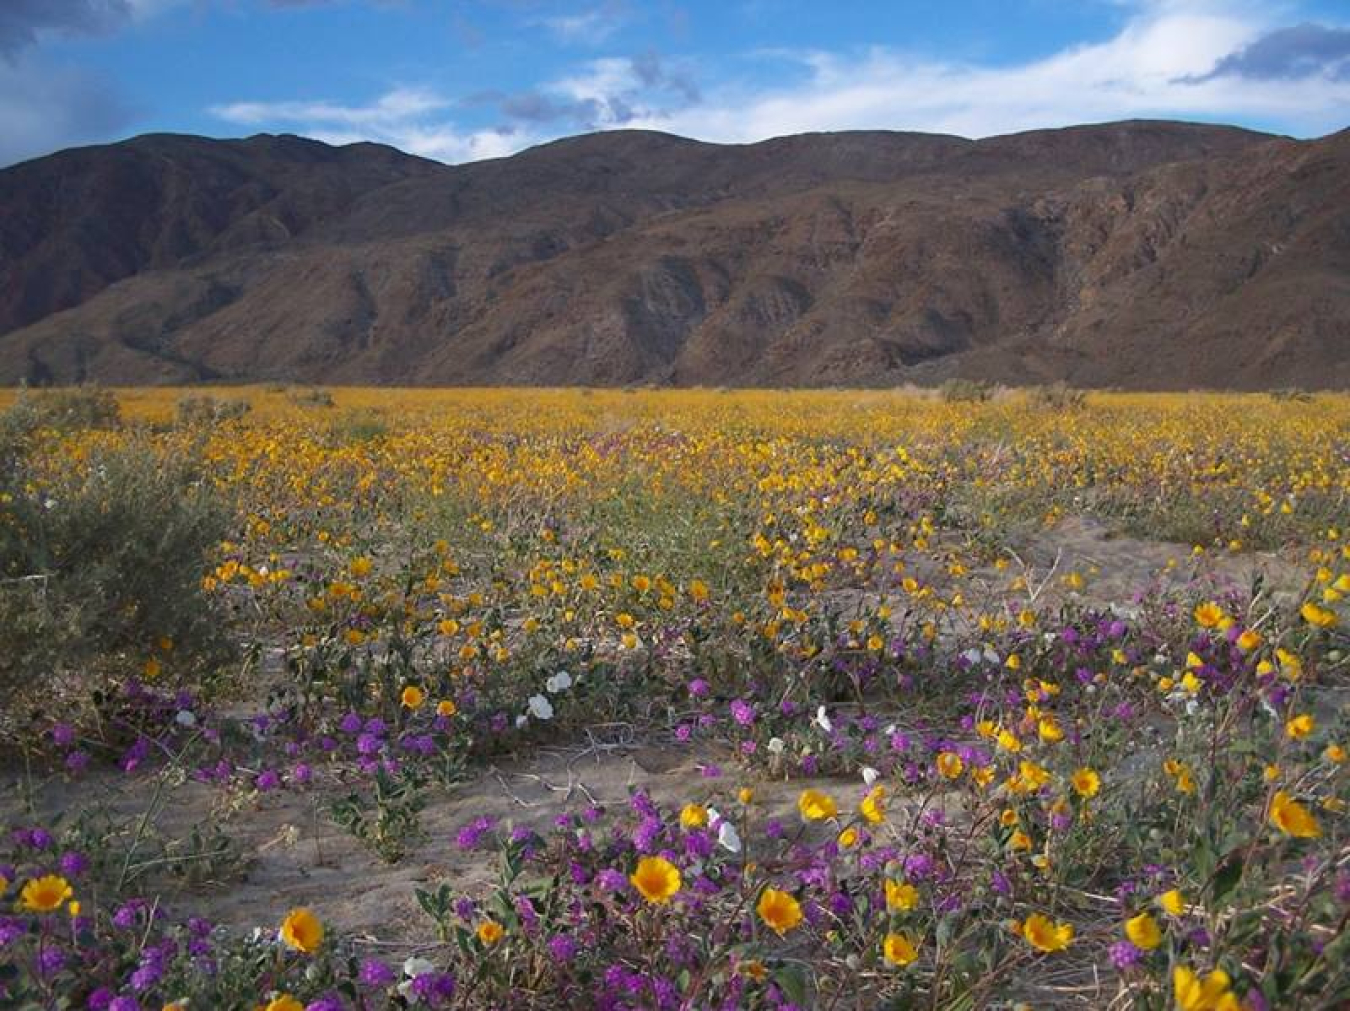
xmin=15 ymin=384 xmax=122 ymax=430
xmin=176 ymin=394 xmax=252 ymax=427
xmin=329 ymin=407 xmax=388 ymax=443
xmin=287 ymin=386 xmax=335 ymax=408
xmin=1269 ymin=387 xmax=1313 ymax=403
xmin=1028 ymin=381 xmax=1087 ymax=410
xmin=940 ymin=377 xmax=996 ymax=403
xmin=0 ymin=438 xmax=234 ymax=707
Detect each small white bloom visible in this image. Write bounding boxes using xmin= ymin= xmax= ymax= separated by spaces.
xmin=767 ymin=736 xmax=786 ymax=754
xmin=545 ymin=670 xmax=572 ymax=693
xmin=515 ymin=714 xmax=529 ymax=729
xmin=174 ymin=709 xmax=196 ymax=727
xmin=528 ymin=694 xmax=554 ymax=720
xmin=861 ymin=766 xmax=880 ymax=786
xmin=404 ymin=956 xmax=435 ymax=978
xmin=815 ymin=706 xmax=833 ymax=733
xmin=961 ymin=647 xmax=983 ymax=664
xmin=717 ymin=820 xmax=742 ymax=853
xmin=983 ymin=647 xmax=1000 ymax=665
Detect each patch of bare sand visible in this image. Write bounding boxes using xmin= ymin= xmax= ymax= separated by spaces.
xmin=0 ymin=737 xmax=867 ymax=949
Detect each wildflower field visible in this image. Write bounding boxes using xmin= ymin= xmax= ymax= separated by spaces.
xmin=0 ymin=385 xmax=1347 ymax=1010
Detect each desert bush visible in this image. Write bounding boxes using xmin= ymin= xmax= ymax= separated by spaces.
xmin=329 ymin=407 xmax=388 ymax=443
xmin=287 ymin=386 xmax=335 ymax=408
xmin=1028 ymin=381 xmax=1087 ymax=410
xmin=1269 ymin=386 xmax=1314 ymax=402
xmin=175 ymin=393 xmax=252 ymax=427
xmin=0 ymin=438 xmax=234 ymax=707
xmin=10 ymin=384 xmax=122 ymax=430
xmin=940 ymin=377 xmax=996 ymax=402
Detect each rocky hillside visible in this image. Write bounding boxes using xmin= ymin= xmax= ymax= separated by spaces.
xmin=1 ymin=120 xmax=1346 ymax=388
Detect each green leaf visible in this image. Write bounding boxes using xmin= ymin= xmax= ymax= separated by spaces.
xmin=1210 ymin=853 xmax=1244 ymax=904
xmin=774 ymin=964 xmax=811 ymax=1005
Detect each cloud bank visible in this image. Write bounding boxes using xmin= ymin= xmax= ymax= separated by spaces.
xmin=208 ymin=3 xmax=1350 ymax=164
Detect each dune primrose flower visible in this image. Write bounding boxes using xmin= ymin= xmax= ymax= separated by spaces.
xmin=1018 ymin=913 xmax=1074 ymax=952
xmin=757 ymin=887 xmax=803 ymax=936
xmin=797 ymin=789 xmax=837 ymax=821
xmin=279 ymin=907 xmax=324 ymax=953
xmin=630 ymin=856 xmax=681 ymax=904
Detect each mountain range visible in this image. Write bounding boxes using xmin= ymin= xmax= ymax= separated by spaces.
xmin=1 ymin=119 xmax=1347 ymax=388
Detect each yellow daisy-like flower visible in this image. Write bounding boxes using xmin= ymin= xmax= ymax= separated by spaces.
xmin=936 ymin=752 xmax=964 ymax=779
xmin=1173 ymin=966 xmax=1240 ymax=1011
xmin=436 ymin=698 xmax=457 ymax=717
xmin=630 ymin=856 xmax=682 ymax=904
xmin=476 ymin=919 xmax=505 ymax=945
xmin=1124 ymin=911 xmax=1162 ymax=950
xmin=837 ymin=827 xmax=859 ymax=848
xmin=738 ymin=787 xmax=755 ymax=804
xmin=679 ymin=803 xmax=708 ymax=829
xmin=738 ymin=958 xmax=767 ymax=981
xmin=1018 ymin=913 xmax=1074 ymax=952
xmin=885 ymin=879 xmax=918 ymax=911
xmin=20 ymin=875 xmax=73 ymax=913
xmin=756 ymin=887 xmax=803 ymax=936
xmin=1193 ymin=602 xmax=1225 ymax=628
xmin=1269 ymin=790 xmax=1322 ymax=838
xmin=1070 ymin=767 xmax=1101 ymax=798
xmin=797 ymin=789 xmax=837 ymax=821
xmin=400 ymin=685 xmax=425 ymax=710
xmin=279 ymin=908 xmax=324 ymax=954
xmin=1037 ymin=716 xmax=1064 ymax=743
xmin=1236 ymin=628 xmax=1262 ymax=652
xmin=883 ymin=932 xmax=919 ymax=966
xmin=1324 ymin=743 xmax=1346 ymax=764
xmin=859 ymin=786 xmax=886 ymax=824
xmin=1017 ymin=760 xmax=1051 ymax=791
xmin=1158 ymin=889 xmax=1186 ymax=916
xmin=264 ymin=996 xmax=305 ymax=1011
xmin=1300 ymin=601 xmax=1338 ymax=629
xmin=1285 ymin=713 xmax=1315 ymax=740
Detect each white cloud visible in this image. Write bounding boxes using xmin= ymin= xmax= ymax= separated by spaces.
xmin=533 ymin=3 xmax=626 ymax=45
xmin=211 ymin=87 xmax=527 ymax=162
xmin=625 ymin=5 xmax=1350 ymax=141
xmin=203 ymin=1 xmax=1350 ymax=168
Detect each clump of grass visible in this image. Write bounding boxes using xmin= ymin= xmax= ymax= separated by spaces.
xmin=176 ymin=394 xmax=252 ymax=427
xmin=1269 ymin=387 xmax=1313 ymax=403
xmin=9 ymin=384 xmax=122 ymax=430
xmin=1028 ymin=381 xmax=1087 ymax=410
xmin=940 ymin=377 xmax=996 ymax=403
xmin=287 ymin=386 xmax=335 ymax=408
xmin=329 ymin=407 xmax=389 ymax=443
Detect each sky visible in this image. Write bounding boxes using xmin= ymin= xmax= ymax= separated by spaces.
xmin=2 ymin=0 xmax=1349 ymax=167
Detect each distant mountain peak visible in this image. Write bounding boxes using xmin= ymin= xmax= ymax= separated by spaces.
xmin=1 ymin=120 xmax=1345 ymax=389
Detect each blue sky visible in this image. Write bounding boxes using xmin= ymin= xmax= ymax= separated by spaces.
xmin=2 ymin=0 xmax=1349 ymax=166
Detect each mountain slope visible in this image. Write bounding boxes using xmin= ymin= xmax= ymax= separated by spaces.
xmin=1 ymin=120 xmax=1346 ymax=389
